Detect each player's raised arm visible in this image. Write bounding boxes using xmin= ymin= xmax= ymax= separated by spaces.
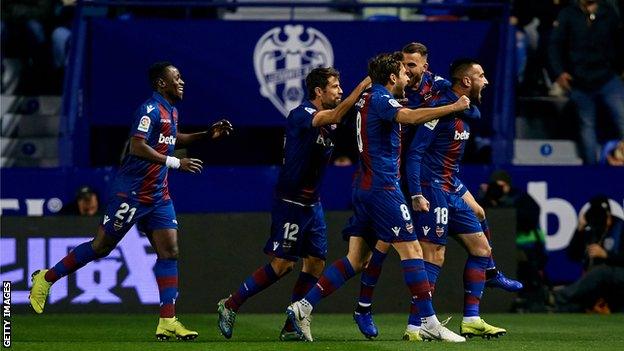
xmin=395 ymin=95 xmax=469 ymax=125
xmin=311 ymin=76 xmax=371 ymax=127
xmin=176 ymin=119 xmax=233 ymax=148
xmin=129 ymin=136 xmax=203 ymax=173
xmin=405 ymin=121 xmax=437 ymax=212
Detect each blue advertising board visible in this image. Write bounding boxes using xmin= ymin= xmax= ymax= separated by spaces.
xmin=1 ymin=165 xmax=622 ymax=284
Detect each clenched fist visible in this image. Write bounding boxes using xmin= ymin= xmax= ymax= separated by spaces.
xmin=452 ymin=95 xmax=470 ymax=112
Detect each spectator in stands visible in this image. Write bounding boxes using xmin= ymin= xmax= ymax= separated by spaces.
xmin=59 ymin=185 xmax=100 ymax=216
xmin=50 ymin=0 xmax=76 ymax=92
xmin=553 ymin=195 xmax=624 ymax=313
xmin=0 ymin=0 xmax=55 ymax=94
xmin=479 ymin=170 xmax=549 ymax=312
xmin=478 ymin=169 xmax=518 ymax=208
xmin=512 ymin=0 xmax=569 ymax=96
xmin=600 ymin=139 xmax=624 ymax=165
xmin=549 ymin=0 xmax=624 ymax=164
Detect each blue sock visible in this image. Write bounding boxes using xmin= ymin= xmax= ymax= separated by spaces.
xmin=305 ymin=257 xmax=356 ymax=307
xmin=408 ymin=261 xmax=442 ymax=326
xmin=401 ymin=258 xmax=434 ymax=322
xmin=291 ymin=271 xmax=318 ymax=303
xmin=463 ymin=255 xmax=489 ymax=317
xmin=45 ymin=241 xmax=98 ymax=283
xmin=227 ymin=264 xmax=280 ymax=312
xmin=358 ymin=248 xmax=387 ymax=307
xmin=154 ymin=258 xmax=178 ymax=318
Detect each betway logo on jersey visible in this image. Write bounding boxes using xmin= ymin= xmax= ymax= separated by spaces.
xmin=158 ymin=134 xmax=176 ymax=145
xmin=454 ymin=130 xmax=470 ymax=140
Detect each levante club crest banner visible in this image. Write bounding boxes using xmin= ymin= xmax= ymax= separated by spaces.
xmin=86 ymin=19 xmax=499 ymax=127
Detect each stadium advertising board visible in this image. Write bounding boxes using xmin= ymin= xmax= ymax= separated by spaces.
xmin=1 ymin=212 xmax=516 ymax=313
xmin=1 ymin=166 xmax=622 ymax=286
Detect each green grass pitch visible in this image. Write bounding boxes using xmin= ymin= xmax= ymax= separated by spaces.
xmin=12 ymin=313 xmax=624 ymax=350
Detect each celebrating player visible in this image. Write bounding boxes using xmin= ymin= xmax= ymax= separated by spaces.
xmin=353 ymin=43 xmax=521 ymax=340
xmin=285 ymin=53 xmax=469 ymax=342
xmin=29 ymin=61 xmax=233 ymax=341
xmin=406 ymin=58 xmax=508 ymax=339
xmin=216 ymin=68 xmax=371 ymax=340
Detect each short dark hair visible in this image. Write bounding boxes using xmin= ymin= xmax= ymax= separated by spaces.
xmin=368 ymin=53 xmax=402 ymax=85
xmin=402 ymin=42 xmax=428 ymax=57
xmin=76 ymin=185 xmax=97 ymax=201
xmin=449 ymin=58 xmax=480 ymax=86
xmin=306 ymin=67 xmax=340 ymax=100
xmin=148 ymin=61 xmax=173 ymax=90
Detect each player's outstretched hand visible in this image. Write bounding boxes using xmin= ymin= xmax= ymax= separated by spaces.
xmin=180 ymin=158 xmax=203 ymax=173
xmin=208 ymin=119 xmax=234 ymax=139
xmin=412 ymin=195 xmax=430 ymax=212
xmin=452 ymin=95 xmax=470 ymax=111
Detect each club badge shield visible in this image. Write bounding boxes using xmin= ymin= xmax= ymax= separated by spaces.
xmin=254 ymin=25 xmax=334 ymax=117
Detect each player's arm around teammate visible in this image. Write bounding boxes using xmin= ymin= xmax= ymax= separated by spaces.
xmin=396 ymin=94 xmax=469 ymax=124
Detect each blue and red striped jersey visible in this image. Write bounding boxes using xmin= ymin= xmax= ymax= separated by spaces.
xmin=405 ymin=86 xmax=481 ymax=195
xmin=401 ymin=71 xmax=451 ymax=179
xmin=354 ymin=84 xmax=404 ymax=191
xmin=405 ymin=71 xmax=451 ymax=109
xmin=112 ymin=92 xmax=178 ymax=204
xmin=275 ymin=100 xmax=336 ymax=205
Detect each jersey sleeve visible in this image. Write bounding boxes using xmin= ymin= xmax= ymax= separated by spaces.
xmin=375 ymin=94 xmax=404 ymax=122
xmin=432 ymin=75 xmax=451 ymax=92
xmin=406 ymin=118 xmax=438 ymax=195
xmin=131 ymin=104 xmax=159 ymax=139
xmin=288 ymin=105 xmax=317 ymax=130
xmin=455 ymin=179 xmax=467 ymax=197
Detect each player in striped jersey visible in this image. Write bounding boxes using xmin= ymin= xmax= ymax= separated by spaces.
xmin=29 ymin=62 xmax=232 ymax=341
xmin=405 ymin=59 xmax=508 ymax=339
xmin=354 ymin=44 xmax=521 ymax=340
xmin=216 ymin=68 xmax=371 ymax=341
xmin=286 ymin=53 xmax=470 ymax=342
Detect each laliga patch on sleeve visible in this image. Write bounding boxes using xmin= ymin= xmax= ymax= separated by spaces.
xmin=388 ymin=99 xmax=403 ymax=108
xmin=137 ymin=116 xmax=151 ymax=132
xmin=304 ymin=107 xmax=317 ymax=115
xmin=424 ymin=119 xmax=439 ymax=130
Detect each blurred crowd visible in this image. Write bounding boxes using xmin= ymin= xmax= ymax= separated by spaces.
xmin=479 ymin=169 xmax=624 ymax=313
xmin=513 ymin=0 xmax=624 ymax=165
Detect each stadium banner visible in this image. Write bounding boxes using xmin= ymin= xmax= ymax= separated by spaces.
xmin=1 ymin=211 xmax=516 ymax=314
xmin=85 ymin=19 xmax=500 ymax=127
xmin=1 ymin=165 xmax=622 ymax=284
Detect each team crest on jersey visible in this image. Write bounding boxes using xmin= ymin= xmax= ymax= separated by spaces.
xmin=406 ymin=223 xmax=414 ymax=233
xmin=254 ymin=24 xmax=334 ymax=117
xmin=113 ymin=220 xmax=124 ymax=231
xmin=137 ymin=116 xmax=151 ymax=132
xmin=435 ymin=226 xmax=445 ymax=237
